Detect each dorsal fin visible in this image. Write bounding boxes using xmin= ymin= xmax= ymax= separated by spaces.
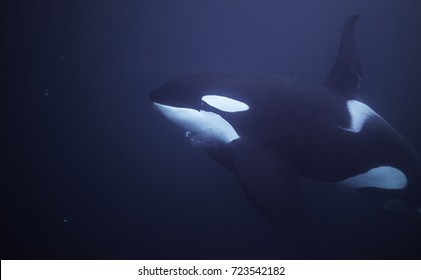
xmin=324 ymin=15 xmax=361 ymax=95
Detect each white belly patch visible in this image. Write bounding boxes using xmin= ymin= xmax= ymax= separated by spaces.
xmin=339 ymin=166 xmax=407 ymax=190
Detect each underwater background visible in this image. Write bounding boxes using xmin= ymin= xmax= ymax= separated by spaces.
xmin=3 ymin=0 xmax=421 ymax=259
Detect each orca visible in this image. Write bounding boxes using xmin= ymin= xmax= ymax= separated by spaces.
xmin=149 ymin=15 xmax=421 ymax=230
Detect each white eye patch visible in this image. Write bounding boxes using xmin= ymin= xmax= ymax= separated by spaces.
xmin=201 ymin=95 xmax=249 ymax=112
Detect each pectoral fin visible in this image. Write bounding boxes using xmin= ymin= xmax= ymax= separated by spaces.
xmin=231 ymin=144 xmax=306 ymax=231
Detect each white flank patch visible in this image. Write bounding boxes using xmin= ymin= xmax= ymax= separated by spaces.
xmin=201 ymin=95 xmax=249 ymax=112
xmin=343 ymin=100 xmax=378 ymax=133
xmin=339 ymin=166 xmax=407 ymax=190
xmin=153 ymin=102 xmax=240 ymax=143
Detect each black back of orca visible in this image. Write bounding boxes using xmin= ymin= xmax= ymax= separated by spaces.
xmin=150 ymin=15 xmax=421 ymax=230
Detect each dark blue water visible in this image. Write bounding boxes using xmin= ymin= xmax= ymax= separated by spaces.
xmin=3 ymin=0 xmax=421 ymax=259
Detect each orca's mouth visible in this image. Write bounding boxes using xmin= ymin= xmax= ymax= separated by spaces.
xmin=152 ymin=102 xmax=163 ymax=113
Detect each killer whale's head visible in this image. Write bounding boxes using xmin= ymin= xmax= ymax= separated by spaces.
xmin=150 ymin=74 xmax=250 ymax=147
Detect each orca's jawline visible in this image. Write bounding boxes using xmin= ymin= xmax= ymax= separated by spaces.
xmin=153 ymin=102 xmax=240 ymax=144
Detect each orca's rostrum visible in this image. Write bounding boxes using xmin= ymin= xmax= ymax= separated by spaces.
xmin=150 ymin=15 xmax=421 ymax=230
